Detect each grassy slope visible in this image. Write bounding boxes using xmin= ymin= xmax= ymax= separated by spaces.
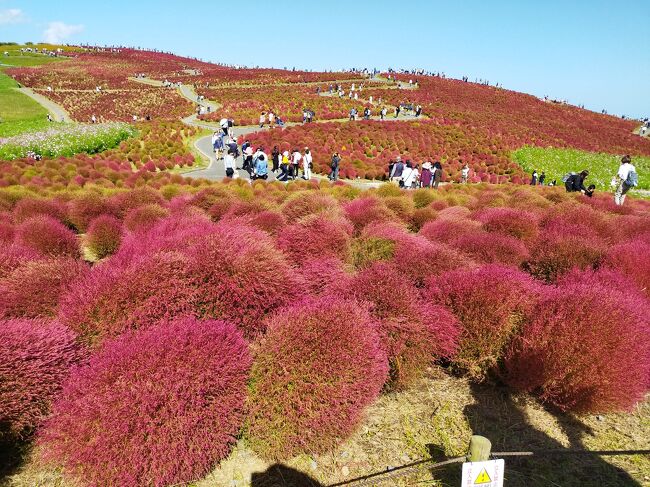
xmin=513 ymin=146 xmax=650 ymax=191
xmin=0 ymin=46 xmax=71 ymax=137
xmin=4 ymin=371 xmax=648 ymax=487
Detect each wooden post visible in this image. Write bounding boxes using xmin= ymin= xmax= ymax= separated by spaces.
xmin=468 ymin=435 xmax=492 ymax=462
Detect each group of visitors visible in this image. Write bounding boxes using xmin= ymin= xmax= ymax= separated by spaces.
xmin=388 ymin=157 xmax=443 ymax=189
xmin=560 ymin=155 xmax=638 ymax=205
xmin=275 ymin=147 xmax=313 ymax=181
xmin=258 ymin=111 xmax=285 ymax=128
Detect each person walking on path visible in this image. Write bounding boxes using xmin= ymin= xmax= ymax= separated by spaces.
xmin=539 ymin=171 xmax=546 ymax=185
xmin=329 ymin=152 xmax=341 ymax=181
xmin=395 ymin=105 xmax=401 ymax=118
xmin=268 ymin=111 xmax=275 ymax=128
xmin=530 ymin=170 xmax=538 ymax=185
xmin=278 ymin=151 xmax=291 ymax=181
xmin=380 ymin=107 xmax=387 ymax=120
xmin=614 ymin=155 xmax=637 ymax=205
xmin=461 ymin=163 xmax=470 ymax=183
xmin=271 ymin=146 xmax=280 ymax=173
xmin=224 ymin=141 xmax=238 ymax=178
xmin=433 ymin=161 xmax=443 ymax=189
xmin=303 ymin=147 xmax=313 ymax=180
xmin=259 ymin=112 xmax=266 ymax=128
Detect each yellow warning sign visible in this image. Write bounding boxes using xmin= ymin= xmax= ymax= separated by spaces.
xmin=474 ymin=467 xmax=492 ymax=484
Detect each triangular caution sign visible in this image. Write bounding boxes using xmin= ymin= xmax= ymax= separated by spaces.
xmin=474 ymin=467 xmax=492 ymax=484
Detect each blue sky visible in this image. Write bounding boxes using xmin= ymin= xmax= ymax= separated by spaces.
xmin=3 ymin=0 xmax=649 ymax=117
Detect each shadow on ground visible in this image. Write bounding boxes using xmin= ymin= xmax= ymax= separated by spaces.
xmin=427 ymin=382 xmax=640 ymax=486
xmin=0 ymin=439 xmax=28 ymax=483
xmin=251 ymin=464 xmax=324 ymax=487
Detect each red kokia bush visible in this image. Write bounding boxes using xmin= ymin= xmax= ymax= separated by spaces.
xmin=343 ymin=197 xmax=397 ymax=232
xmin=475 ymin=207 xmax=539 ymax=241
xmin=524 ymin=230 xmax=606 ymax=282
xmin=246 ymin=297 xmax=388 ymax=460
xmin=12 ymin=197 xmax=67 ymax=223
xmin=0 ymin=319 xmax=82 ymax=443
xmin=0 ymin=257 xmax=88 ymax=318
xmin=186 ymin=222 xmax=302 ymax=338
xmin=426 ymin=264 xmax=541 ymax=380
xmin=419 ymin=218 xmax=482 ymax=244
xmin=67 ymin=192 xmax=117 ymax=232
xmin=365 ymin=222 xmax=473 ymax=286
xmin=0 ymin=220 xmax=14 ymax=243
xmin=59 ymin=251 xmax=198 ymax=346
xmin=450 ymin=232 xmax=530 ymax=266
xmin=14 ymin=215 xmax=80 ymax=258
xmin=504 ymin=280 xmax=650 ymax=412
xmin=277 ymin=214 xmax=353 ymax=263
xmin=85 ymin=214 xmax=123 ymax=259
xmin=123 ymin=203 xmax=169 ymax=232
xmin=350 ymin=263 xmax=460 ymax=389
xmin=299 ymin=257 xmax=351 ymax=297
xmin=603 ymin=238 xmax=650 ymax=296
xmin=41 ymin=318 xmax=251 ymax=487
xmin=281 ymin=192 xmax=340 ymax=221
xmin=247 ymin=210 xmax=287 ymax=235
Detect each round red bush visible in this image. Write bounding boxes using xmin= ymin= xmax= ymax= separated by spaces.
xmin=281 ymin=192 xmax=340 ymax=221
xmin=12 ymin=197 xmax=67 ymax=223
xmin=123 ymin=203 xmax=169 ymax=232
xmin=299 ymin=257 xmax=351 ymax=297
xmin=246 ymin=297 xmax=388 ymax=460
xmin=67 ymin=192 xmax=117 ymax=232
xmin=41 ymin=318 xmax=251 ymax=487
xmin=59 ymin=251 xmax=199 ymax=346
xmin=504 ymin=280 xmax=650 ymax=412
xmin=426 ymin=264 xmax=541 ymax=380
xmin=603 ymin=238 xmax=650 ymax=297
xmin=0 ymin=319 xmax=82 ymax=443
xmin=343 ymin=197 xmax=397 ymax=232
xmin=0 ymin=257 xmax=88 ymax=319
xmin=419 ymin=218 xmax=482 ymax=244
xmin=85 ymin=214 xmax=123 ymax=259
xmin=350 ymin=263 xmax=460 ymax=390
xmin=450 ymin=231 xmax=530 ymax=266
xmin=14 ymin=215 xmax=80 ymax=258
xmin=524 ymin=230 xmax=606 ymax=282
xmin=277 ymin=213 xmax=353 ymax=263
xmin=475 ymin=207 xmax=539 ymax=241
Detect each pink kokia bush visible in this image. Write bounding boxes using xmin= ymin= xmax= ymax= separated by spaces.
xmin=246 ymin=297 xmax=388 ymax=460
xmin=123 ymin=203 xmax=169 ymax=232
xmin=85 ymin=214 xmax=123 ymax=259
xmin=343 ymin=197 xmax=397 ymax=232
xmin=41 ymin=318 xmax=251 ymax=487
xmin=504 ymin=279 xmax=650 ymax=412
xmin=0 ymin=319 xmax=82 ymax=442
xmin=277 ymin=213 xmax=353 ymax=263
xmin=0 ymin=257 xmax=88 ymax=318
xmin=350 ymin=263 xmax=460 ymax=390
xmin=603 ymin=238 xmax=650 ymax=296
xmin=475 ymin=207 xmax=539 ymax=241
xmin=450 ymin=231 xmax=530 ymax=266
xmin=426 ymin=264 xmax=541 ymax=380
xmin=14 ymin=215 xmax=80 ymax=257
xmin=419 ymin=217 xmax=482 ymax=244
xmin=12 ymin=197 xmax=67 ymax=223
xmin=59 ymin=251 xmax=198 ymax=345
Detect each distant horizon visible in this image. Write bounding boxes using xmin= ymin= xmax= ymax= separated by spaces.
xmin=3 ymin=0 xmax=648 ymax=118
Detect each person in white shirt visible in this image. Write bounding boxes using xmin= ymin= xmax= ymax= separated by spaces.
xmin=303 ymin=147 xmax=312 ymax=180
xmin=259 ymin=112 xmax=266 ymax=128
xmin=268 ymin=111 xmax=275 ymax=127
xmin=614 ymin=155 xmax=636 ymax=206
xmin=461 ymin=164 xmax=470 ymax=183
xmin=220 ymin=118 xmax=230 ymax=136
xmin=291 ymin=149 xmax=302 ymax=179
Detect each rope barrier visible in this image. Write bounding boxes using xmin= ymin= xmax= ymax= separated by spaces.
xmin=326 ymin=449 xmax=650 ymax=486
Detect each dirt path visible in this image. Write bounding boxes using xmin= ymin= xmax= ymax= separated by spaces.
xmin=15 ymin=87 xmax=71 ymax=123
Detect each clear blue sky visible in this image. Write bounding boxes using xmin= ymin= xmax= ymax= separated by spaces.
xmin=4 ymin=0 xmax=649 ymax=117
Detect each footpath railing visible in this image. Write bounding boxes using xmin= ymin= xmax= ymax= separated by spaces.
xmin=326 ymin=436 xmax=650 ymax=486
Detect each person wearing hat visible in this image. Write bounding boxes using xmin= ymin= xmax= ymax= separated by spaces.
xmin=278 ymin=150 xmax=291 ymax=182
xmin=565 ymin=170 xmax=590 ymax=193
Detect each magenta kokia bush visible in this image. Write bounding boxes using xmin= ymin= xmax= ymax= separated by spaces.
xmin=0 ymin=257 xmax=88 ymax=318
xmin=0 ymin=319 xmax=83 ymax=443
xmin=14 ymin=215 xmax=80 ymax=258
xmin=40 ymin=318 xmax=251 ymax=487
xmin=426 ymin=264 xmax=541 ymax=380
xmin=277 ymin=213 xmax=353 ymax=263
xmin=246 ymin=297 xmax=388 ymax=460
xmin=504 ymin=278 xmax=650 ymax=412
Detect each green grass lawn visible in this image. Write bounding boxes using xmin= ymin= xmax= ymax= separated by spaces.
xmin=513 ymin=146 xmax=650 ymax=191
xmin=0 ymin=72 xmax=48 ymax=137
xmin=0 ymin=44 xmax=73 ymax=136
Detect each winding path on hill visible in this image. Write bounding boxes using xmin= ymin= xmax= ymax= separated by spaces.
xmin=130 ymin=76 xmax=422 ymax=185
xmin=14 ymin=86 xmax=72 ymax=123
